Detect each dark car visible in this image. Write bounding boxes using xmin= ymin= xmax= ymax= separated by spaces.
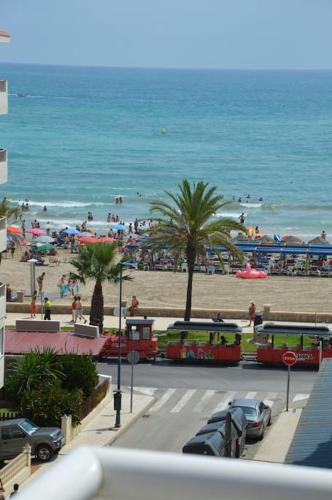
xmin=207 ymin=407 xmax=247 ymax=457
xmin=230 ymin=399 xmax=271 ymax=440
xmin=0 ymin=418 xmax=65 ymax=462
xmin=183 ymin=427 xmax=238 ymax=457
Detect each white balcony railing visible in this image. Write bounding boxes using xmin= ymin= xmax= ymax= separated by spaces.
xmin=0 ymin=217 xmax=6 ymax=253
xmin=0 ymin=282 xmax=5 ymax=321
xmin=17 ymin=446 xmax=332 ymax=500
xmin=0 ymin=80 xmax=8 ymax=115
xmin=0 ymin=148 xmax=8 ymax=184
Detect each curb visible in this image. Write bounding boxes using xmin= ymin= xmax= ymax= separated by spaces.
xmin=106 ymin=395 xmax=157 ymax=446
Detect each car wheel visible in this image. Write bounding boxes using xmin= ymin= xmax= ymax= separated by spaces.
xmin=235 ymin=442 xmax=241 ymax=458
xmin=259 ymin=427 xmax=265 ymax=441
xmin=36 ymin=444 xmax=53 ymax=462
xmin=268 ymin=415 xmax=272 ymax=426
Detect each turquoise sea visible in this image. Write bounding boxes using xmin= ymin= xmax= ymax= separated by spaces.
xmin=0 ymin=63 xmax=331 ymax=239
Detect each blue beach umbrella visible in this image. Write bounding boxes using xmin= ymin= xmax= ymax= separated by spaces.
xmin=112 ymin=223 xmax=126 ymax=231
xmin=64 ymin=228 xmax=80 ymax=235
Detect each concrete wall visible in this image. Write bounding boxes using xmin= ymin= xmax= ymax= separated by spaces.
xmin=0 ymin=148 xmax=8 ymax=183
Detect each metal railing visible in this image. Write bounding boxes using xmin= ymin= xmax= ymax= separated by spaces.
xmin=17 ymin=446 xmax=332 ymax=500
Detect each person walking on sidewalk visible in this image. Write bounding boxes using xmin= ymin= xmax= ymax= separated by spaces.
xmin=31 ymin=290 xmax=37 ymax=318
xmin=43 ymin=297 xmax=52 ymax=320
xmin=75 ymin=296 xmax=87 ymax=323
xmin=247 ymin=301 xmax=256 ymax=328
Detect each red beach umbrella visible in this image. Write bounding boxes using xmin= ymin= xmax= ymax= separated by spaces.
xmin=27 ymin=228 xmax=46 ymax=236
xmin=98 ymin=237 xmax=115 ymax=243
xmin=7 ymin=225 xmax=23 ymax=235
xmin=79 ymin=237 xmax=99 ymax=244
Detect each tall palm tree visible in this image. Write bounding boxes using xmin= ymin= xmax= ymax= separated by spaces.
xmin=70 ymin=242 xmax=130 ymax=331
xmin=148 ymin=179 xmax=246 ymax=321
xmin=0 ymin=197 xmax=20 ymax=221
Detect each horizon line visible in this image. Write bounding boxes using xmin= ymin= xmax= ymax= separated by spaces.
xmin=1 ymin=61 xmax=332 ymax=72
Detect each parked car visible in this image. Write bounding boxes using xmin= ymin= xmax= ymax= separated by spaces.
xmin=207 ymin=407 xmax=247 ymax=457
xmin=0 ymin=418 xmax=65 ymax=462
xmin=183 ymin=426 xmax=238 ymax=457
xmin=229 ymin=399 xmax=271 ymax=440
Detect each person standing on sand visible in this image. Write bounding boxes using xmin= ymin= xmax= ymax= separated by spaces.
xmin=31 ymin=291 xmax=37 ymax=318
xmin=37 ymin=272 xmax=45 ymax=295
xmin=247 ymin=302 xmax=256 ymax=328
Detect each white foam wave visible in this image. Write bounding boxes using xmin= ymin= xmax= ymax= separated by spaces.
xmin=12 ymin=199 xmax=108 ymax=208
xmin=240 ymin=203 xmax=262 ymax=208
xmin=214 ymin=212 xmax=244 ymax=219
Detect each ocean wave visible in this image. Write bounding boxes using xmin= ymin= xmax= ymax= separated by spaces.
xmin=239 ymin=202 xmax=262 ymax=208
xmin=12 ymin=199 xmax=109 ymax=208
xmin=214 ymin=212 xmax=244 ymax=219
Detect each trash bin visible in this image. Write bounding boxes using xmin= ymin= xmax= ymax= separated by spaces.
xmin=113 ymin=390 xmax=122 ymax=411
xmin=254 ymin=313 xmax=263 ymax=327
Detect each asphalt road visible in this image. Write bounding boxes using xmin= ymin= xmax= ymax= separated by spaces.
xmin=98 ymin=360 xmax=316 ymax=457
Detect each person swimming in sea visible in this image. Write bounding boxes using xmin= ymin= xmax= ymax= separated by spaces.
xmin=238 ymin=197 xmax=242 ymax=203
xmin=43 ymin=205 xmax=47 ymax=212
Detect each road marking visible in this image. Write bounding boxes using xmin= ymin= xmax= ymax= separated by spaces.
xmin=193 ymin=390 xmax=216 ymax=413
xmin=264 ymin=392 xmax=278 ymax=408
xmin=149 ymin=388 xmax=176 ymax=413
xmin=132 ymin=387 xmax=158 ymax=396
xmin=292 ymin=393 xmax=309 ymax=403
xmin=244 ymin=392 xmax=257 ymax=400
xmin=212 ymin=391 xmax=236 ymax=413
xmin=170 ymin=390 xmax=197 ymax=413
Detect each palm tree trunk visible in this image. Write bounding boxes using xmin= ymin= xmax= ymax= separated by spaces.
xmin=90 ymin=280 xmax=104 ymax=333
xmin=184 ymin=243 xmax=196 ymax=321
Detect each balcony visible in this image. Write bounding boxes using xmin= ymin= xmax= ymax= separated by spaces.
xmin=0 ymin=80 xmax=8 ymax=115
xmin=0 ymin=217 xmax=6 ymax=253
xmin=0 ymin=148 xmax=8 ymax=184
xmin=0 ymin=282 xmax=5 ymax=320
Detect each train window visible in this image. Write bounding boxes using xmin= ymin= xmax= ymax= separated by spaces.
xmin=142 ymin=327 xmax=150 ymax=340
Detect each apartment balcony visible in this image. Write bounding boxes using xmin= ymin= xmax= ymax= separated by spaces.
xmin=0 ymin=80 xmax=8 ymax=115
xmin=0 ymin=217 xmax=6 ymax=253
xmin=0 ymin=148 xmax=8 ymax=184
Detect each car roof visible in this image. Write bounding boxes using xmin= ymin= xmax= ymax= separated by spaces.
xmin=0 ymin=418 xmax=27 ymax=427
xmin=232 ymin=399 xmax=261 ymax=408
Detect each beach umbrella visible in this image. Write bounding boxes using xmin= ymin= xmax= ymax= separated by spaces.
xmin=33 ymin=235 xmax=55 ymax=244
xmin=282 ymin=235 xmax=303 ymax=245
xmin=27 ymin=228 xmax=46 ymax=236
xmin=79 ymin=231 xmax=91 ymax=237
xmin=79 ymin=237 xmax=99 ymax=244
xmin=7 ymin=225 xmax=23 ymax=235
xmin=259 ymin=235 xmax=275 ymax=245
xmin=64 ymin=227 xmax=80 ymax=235
xmin=98 ymin=237 xmax=115 ymax=243
xmin=112 ymin=223 xmax=126 ymax=231
xmin=35 ymin=243 xmax=55 ymax=253
xmin=308 ymin=236 xmax=330 ymax=245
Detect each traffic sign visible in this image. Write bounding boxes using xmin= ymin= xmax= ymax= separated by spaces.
xmin=127 ymin=350 xmax=140 ymax=365
xmin=282 ymin=351 xmax=297 ymax=367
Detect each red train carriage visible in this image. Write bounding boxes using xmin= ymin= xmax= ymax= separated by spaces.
xmin=166 ymin=321 xmax=243 ymax=363
xmin=255 ymin=323 xmax=332 ymax=367
xmin=99 ymin=319 xmax=158 ymax=360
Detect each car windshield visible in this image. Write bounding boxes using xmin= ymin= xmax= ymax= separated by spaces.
xmin=19 ymin=419 xmax=39 ymax=435
xmin=234 ymin=406 xmax=257 ymax=418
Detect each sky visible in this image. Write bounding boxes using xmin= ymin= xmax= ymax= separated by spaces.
xmin=1 ymin=0 xmax=332 ymax=69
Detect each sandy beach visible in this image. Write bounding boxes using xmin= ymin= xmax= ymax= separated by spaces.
xmin=2 ymin=249 xmax=332 ymax=313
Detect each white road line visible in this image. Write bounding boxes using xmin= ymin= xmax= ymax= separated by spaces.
xmin=193 ymin=390 xmax=216 ymax=413
xmin=244 ymin=392 xmax=257 ymax=400
xmin=132 ymin=387 xmax=158 ymax=396
xmin=170 ymin=390 xmax=197 ymax=413
xmin=264 ymin=392 xmax=278 ymax=408
xmin=292 ymin=393 xmax=309 ymax=403
xmin=212 ymin=391 xmax=236 ymax=413
xmin=149 ymin=388 xmax=176 ymax=413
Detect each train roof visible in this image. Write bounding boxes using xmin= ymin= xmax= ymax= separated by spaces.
xmin=126 ymin=319 xmax=154 ymax=326
xmin=167 ymin=321 xmax=242 ymax=333
xmin=255 ymin=323 xmax=332 ymax=337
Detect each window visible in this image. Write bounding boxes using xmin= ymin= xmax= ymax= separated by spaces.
xmin=142 ymin=327 xmax=150 ymax=340
xmin=2 ymin=425 xmax=25 ymax=440
xmin=0 ymin=327 xmax=3 ymax=355
xmin=19 ymin=419 xmax=38 ymax=435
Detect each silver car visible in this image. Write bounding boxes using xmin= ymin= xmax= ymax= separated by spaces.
xmin=229 ymin=399 xmax=271 ymax=440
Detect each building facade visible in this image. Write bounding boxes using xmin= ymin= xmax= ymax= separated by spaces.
xmin=0 ymin=28 xmax=10 ymax=388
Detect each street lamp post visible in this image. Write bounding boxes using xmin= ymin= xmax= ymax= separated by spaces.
xmin=114 ymin=263 xmax=123 ymax=428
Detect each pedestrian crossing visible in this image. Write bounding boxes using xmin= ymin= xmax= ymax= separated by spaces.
xmin=132 ymin=386 xmax=310 ymax=415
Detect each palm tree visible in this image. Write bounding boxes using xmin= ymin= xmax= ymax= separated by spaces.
xmin=70 ymin=242 xmax=130 ymax=331
xmin=148 ymin=179 xmax=246 ymax=321
xmin=0 ymin=197 xmax=20 ymax=221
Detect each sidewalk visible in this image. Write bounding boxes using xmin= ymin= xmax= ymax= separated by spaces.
xmin=254 ymin=407 xmax=303 ymax=463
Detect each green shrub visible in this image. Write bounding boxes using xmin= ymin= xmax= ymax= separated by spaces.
xmin=60 ymin=354 xmax=99 ymax=397
xmin=18 ymin=381 xmax=83 ymax=427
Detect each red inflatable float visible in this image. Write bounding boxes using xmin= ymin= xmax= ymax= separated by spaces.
xmin=236 ymin=263 xmax=267 ymax=279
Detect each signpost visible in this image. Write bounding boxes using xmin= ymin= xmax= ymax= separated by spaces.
xmin=127 ymin=350 xmax=140 ymax=413
xmin=282 ymin=351 xmax=297 ymax=411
